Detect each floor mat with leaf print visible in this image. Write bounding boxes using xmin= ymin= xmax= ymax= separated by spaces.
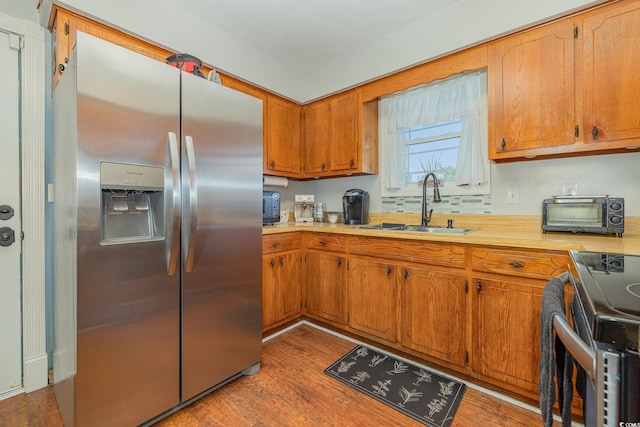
xmin=325 ymin=345 xmax=466 ymax=427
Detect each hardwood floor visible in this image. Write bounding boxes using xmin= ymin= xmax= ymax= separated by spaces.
xmin=0 ymin=324 xmax=559 ymax=426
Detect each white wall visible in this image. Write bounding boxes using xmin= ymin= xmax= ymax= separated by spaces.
xmin=270 ymin=151 xmax=640 ymax=217
xmin=0 ymin=0 xmax=39 ymax=23
xmin=39 ymin=0 xmax=604 ymax=102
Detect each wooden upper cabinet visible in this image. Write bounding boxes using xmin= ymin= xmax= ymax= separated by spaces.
xmin=50 ymin=7 xmax=173 ymax=88
xmin=489 ymin=20 xmax=576 ymax=160
xmin=302 ymin=100 xmax=331 ymax=175
xmin=580 ymin=1 xmax=640 ymax=148
xmin=302 ymin=90 xmax=377 ymax=178
xmin=265 ymin=96 xmax=302 ymax=176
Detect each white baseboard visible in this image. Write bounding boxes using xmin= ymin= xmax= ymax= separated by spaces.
xmin=24 ymin=353 xmax=48 ymax=393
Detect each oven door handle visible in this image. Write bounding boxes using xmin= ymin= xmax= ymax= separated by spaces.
xmin=552 ymin=314 xmax=595 ymax=379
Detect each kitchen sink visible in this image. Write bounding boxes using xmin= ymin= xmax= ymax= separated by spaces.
xmin=355 ymin=223 xmax=475 ymax=235
xmin=400 ymin=225 xmax=475 ymax=235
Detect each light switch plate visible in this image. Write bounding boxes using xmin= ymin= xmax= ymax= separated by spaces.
xmin=506 ymin=187 xmax=520 ymax=204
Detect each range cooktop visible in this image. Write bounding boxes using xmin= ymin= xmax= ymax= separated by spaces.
xmin=570 ymin=250 xmax=640 ymax=350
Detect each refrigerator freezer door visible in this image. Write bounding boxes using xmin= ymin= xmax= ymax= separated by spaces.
xmin=180 ymin=72 xmax=263 ymax=400
xmin=55 ymin=33 xmax=182 ymax=427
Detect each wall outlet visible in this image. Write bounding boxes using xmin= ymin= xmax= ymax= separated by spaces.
xmin=506 ymin=187 xmax=520 ymax=204
xmin=561 ymin=183 xmax=578 ymax=196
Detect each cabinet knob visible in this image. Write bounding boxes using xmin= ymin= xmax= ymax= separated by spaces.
xmin=337 ymin=258 xmax=342 ymax=266
xmin=476 ymin=280 xmax=482 ymax=293
xmin=319 ymin=240 xmax=326 ymax=245
xmin=270 ymin=258 xmax=275 ymax=267
xmin=386 ymin=266 xmax=391 ymax=276
xmin=272 ymin=242 xmax=281 ymax=247
xmin=350 ymin=159 xmax=355 ymax=168
xmin=279 ymin=257 xmax=284 ymax=266
xmin=321 ymin=163 xmax=326 ymax=170
xmin=509 ymin=261 xmax=524 ymax=268
xmin=403 ymin=268 xmax=409 ymax=279
xmin=592 ymin=125 xmax=599 ymax=140
xmin=270 ymin=160 xmax=275 ymax=168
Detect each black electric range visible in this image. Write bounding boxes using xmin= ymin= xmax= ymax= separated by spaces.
xmin=570 ymin=251 xmax=640 ymax=351
xmin=569 ymin=250 xmax=640 ymax=426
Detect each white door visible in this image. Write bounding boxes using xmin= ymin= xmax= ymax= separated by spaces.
xmin=0 ymin=30 xmax=23 ymax=396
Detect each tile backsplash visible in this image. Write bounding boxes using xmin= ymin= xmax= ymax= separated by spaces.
xmin=382 ymin=194 xmax=492 ymax=215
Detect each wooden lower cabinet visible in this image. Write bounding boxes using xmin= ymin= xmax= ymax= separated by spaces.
xmin=471 ymin=276 xmax=545 ymax=394
xmin=400 ymin=265 xmax=467 ymax=366
xmin=304 ymin=250 xmax=347 ymax=324
xmin=347 ymin=256 xmax=398 ymax=343
xmin=262 ymin=251 xmax=301 ymax=330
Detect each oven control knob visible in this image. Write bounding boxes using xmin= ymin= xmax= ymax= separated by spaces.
xmin=610 ymin=215 xmax=623 ymax=225
xmin=610 ymin=201 xmax=622 ymax=211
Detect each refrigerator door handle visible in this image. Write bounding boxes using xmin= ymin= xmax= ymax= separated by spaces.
xmin=184 ymin=135 xmax=198 ymax=273
xmin=167 ymin=132 xmax=181 ymax=276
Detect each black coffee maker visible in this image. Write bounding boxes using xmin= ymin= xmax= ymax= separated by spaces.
xmin=342 ymin=189 xmax=369 ymax=225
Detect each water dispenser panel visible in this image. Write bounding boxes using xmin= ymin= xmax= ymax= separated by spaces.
xmin=100 ymin=162 xmax=165 ymax=245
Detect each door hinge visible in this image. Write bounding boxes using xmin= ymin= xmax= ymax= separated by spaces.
xmin=574 ymin=26 xmax=579 ymax=39
xmin=575 ymin=125 xmax=579 ymax=138
xmin=464 ymin=351 xmax=469 ymax=364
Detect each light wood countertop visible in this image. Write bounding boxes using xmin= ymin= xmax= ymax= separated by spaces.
xmin=263 ymin=214 xmax=640 ymax=255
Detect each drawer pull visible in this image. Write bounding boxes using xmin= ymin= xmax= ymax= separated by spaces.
xmin=319 ymin=240 xmax=327 ymax=245
xmin=509 ymin=261 xmax=524 ymax=268
xmin=272 ymin=242 xmax=281 ymax=247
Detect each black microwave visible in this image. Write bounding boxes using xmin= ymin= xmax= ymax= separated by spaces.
xmin=263 ymin=191 xmax=280 ymax=224
xmin=542 ymin=196 xmax=624 ymax=236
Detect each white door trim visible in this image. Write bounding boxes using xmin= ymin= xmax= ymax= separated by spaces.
xmin=0 ymin=12 xmax=47 ymax=394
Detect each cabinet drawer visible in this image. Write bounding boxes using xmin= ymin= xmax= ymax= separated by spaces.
xmin=348 ymin=236 xmax=465 ymax=268
xmin=305 ymin=233 xmax=347 ymax=252
xmin=263 ymin=233 xmax=300 ymax=254
xmin=471 ymin=247 xmax=569 ymax=280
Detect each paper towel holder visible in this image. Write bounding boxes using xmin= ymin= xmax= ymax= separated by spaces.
xmin=263 ymin=175 xmax=288 ymax=188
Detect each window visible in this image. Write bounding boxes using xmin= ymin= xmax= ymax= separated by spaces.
xmin=404 ymin=120 xmax=462 ymax=186
xmin=379 ymin=70 xmax=490 ymax=198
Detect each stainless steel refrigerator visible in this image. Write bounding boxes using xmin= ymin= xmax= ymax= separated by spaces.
xmin=52 ymin=32 xmax=263 ymax=426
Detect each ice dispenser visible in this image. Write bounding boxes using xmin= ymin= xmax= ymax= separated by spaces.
xmin=100 ymin=162 xmax=165 ymax=244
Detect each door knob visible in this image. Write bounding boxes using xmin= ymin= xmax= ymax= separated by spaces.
xmin=0 ymin=227 xmax=15 ymax=247
xmin=0 ymin=205 xmax=14 ymax=220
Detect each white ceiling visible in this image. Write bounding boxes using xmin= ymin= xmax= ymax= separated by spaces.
xmin=166 ymin=0 xmax=460 ymax=74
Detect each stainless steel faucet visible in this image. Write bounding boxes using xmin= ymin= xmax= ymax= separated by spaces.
xmin=421 ymin=172 xmax=442 ymax=226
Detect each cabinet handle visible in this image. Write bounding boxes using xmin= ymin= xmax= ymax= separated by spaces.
xmin=403 ymin=268 xmax=408 ymax=280
xmin=509 ymin=261 xmax=524 ymax=268
xmin=386 ymin=266 xmax=391 ymax=276
xmin=501 ymin=138 xmax=506 ymax=149
xmin=272 ymin=242 xmax=281 ymax=247
xmin=350 ymin=159 xmax=355 ymax=168
xmin=337 ymin=258 xmax=342 ymax=266
xmin=592 ymin=125 xmax=599 ymax=140
xmin=321 ymin=163 xmax=326 ymax=170
xmin=319 ymin=240 xmax=326 ymax=245
xmin=279 ymin=257 xmax=284 ymax=266
xmin=476 ymin=281 xmax=482 ymax=293
xmin=270 ymin=258 xmax=275 ymax=267
xmin=270 ymin=160 xmax=275 ymax=168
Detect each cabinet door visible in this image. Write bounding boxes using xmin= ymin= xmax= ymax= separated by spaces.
xmin=471 ymin=277 xmax=544 ymax=393
xmin=305 ymin=251 xmax=347 ymax=324
xmin=400 ymin=266 xmax=466 ymax=366
xmin=303 ymin=100 xmax=330 ymax=175
xmin=265 ymin=96 xmax=301 ymax=176
xmin=348 ymin=256 xmax=398 ymax=342
xmin=581 ymin=2 xmax=640 ymax=145
xmin=489 ymin=20 xmax=575 ymax=158
xmin=329 ymin=91 xmax=359 ymax=172
xmin=262 ymin=251 xmax=300 ymax=330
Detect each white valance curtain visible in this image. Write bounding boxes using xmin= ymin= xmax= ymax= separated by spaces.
xmin=382 ymin=70 xmax=488 ymax=190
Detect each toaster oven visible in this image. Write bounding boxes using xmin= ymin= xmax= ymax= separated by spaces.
xmin=542 ymin=196 xmax=624 ymax=237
